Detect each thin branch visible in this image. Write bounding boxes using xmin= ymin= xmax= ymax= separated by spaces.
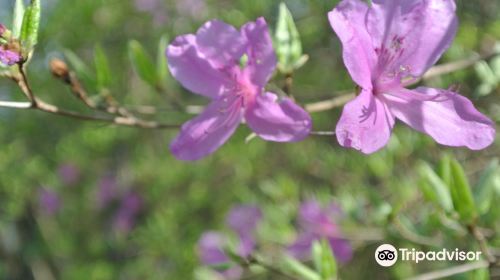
xmin=408 ymin=260 xmax=489 ymax=280
xmin=467 ymin=224 xmax=496 ymax=264
xmin=17 ymin=63 xmax=37 ymax=107
xmin=305 ymin=93 xmax=355 ymax=113
xmin=0 ymin=101 xmax=32 ymax=108
xmin=4 ymin=67 xmax=181 ymax=129
xmin=310 ymin=131 xmax=336 ymax=136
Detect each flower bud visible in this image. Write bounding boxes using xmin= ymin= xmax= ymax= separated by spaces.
xmin=50 ymin=58 xmax=70 ymax=79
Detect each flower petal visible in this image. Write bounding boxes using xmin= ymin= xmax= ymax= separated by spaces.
xmin=287 ymin=232 xmax=317 ymax=260
xmin=226 ymin=205 xmax=262 ymax=236
xmin=197 ymin=231 xmax=229 ymax=266
xmin=384 ymin=87 xmax=496 ymax=150
xmin=367 ymin=0 xmax=458 ymax=78
xmin=241 ymin=17 xmax=277 ymax=87
xmin=245 ymin=92 xmax=312 ymax=142
xmin=336 ymin=89 xmax=395 ymax=154
xmin=328 ymin=0 xmax=377 ymax=89
xmin=328 ymin=237 xmax=353 ymax=263
xmin=196 ymin=20 xmax=247 ymax=68
xmin=170 ymin=97 xmax=242 ymax=161
xmin=166 ymin=34 xmax=234 ymax=99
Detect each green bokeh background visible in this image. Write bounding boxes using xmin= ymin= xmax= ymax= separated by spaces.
xmin=0 ymin=0 xmax=499 ymax=279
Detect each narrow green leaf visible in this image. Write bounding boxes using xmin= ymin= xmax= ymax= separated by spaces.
xmin=64 ymin=50 xmax=95 ymax=85
xmin=157 ymin=35 xmax=169 ymax=87
xmin=94 ymin=44 xmax=112 ymax=90
xmin=418 ymin=162 xmax=453 ymax=212
xmin=490 ymin=55 xmax=500 ymax=79
xmin=20 ymin=0 xmax=40 ymax=52
xmin=128 ymin=40 xmax=157 ymax=87
xmin=475 ymin=61 xmax=497 ymax=85
xmin=449 ymin=158 xmax=477 ymax=223
xmin=283 ymin=256 xmax=321 ymax=280
xmin=275 ymin=2 xmax=303 ymax=73
xmin=438 ymin=155 xmax=452 ymax=187
xmin=320 ymin=239 xmax=337 ymax=280
xmin=474 ymin=159 xmax=499 ymax=215
xmin=311 ymin=240 xmax=322 ymax=275
xmin=12 ymin=0 xmax=25 ymax=38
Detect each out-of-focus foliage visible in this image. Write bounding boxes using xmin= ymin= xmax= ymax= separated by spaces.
xmin=0 ymin=0 xmax=499 ymax=279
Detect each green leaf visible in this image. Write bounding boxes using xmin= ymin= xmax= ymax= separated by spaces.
xmin=474 ymin=159 xmax=499 ymax=215
xmin=449 ymin=158 xmax=477 ymax=223
xmin=275 ymin=2 xmax=303 ymax=73
xmin=312 ymin=241 xmax=322 ymax=275
xmin=283 ymin=256 xmax=321 ymax=280
xmin=156 ymin=35 xmax=169 ymax=87
xmin=20 ymin=0 xmax=41 ymax=52
xmin=12 ymin=0 xmax=25 ymax=38
xmin=320 ymin=239 xmax=337 ymax=280
xmin=64 ymin=50 xmax=95 ymax=85
xmin=128 ymin=40 xmax=157 ymax=87
xmin=311 ymin=240 xmax=337 ymax=280
xmin=475 ymin=61 xmax=497 ymax=85
xmin=490 ymin=55 xmax=500 ymax=79
xmin=418 ymin=162 xmax=453 ymax=212
xmin=438 ymin=155 xmax=452 ymax=187
xmin=94 ymin=44 xmax=112 ymax=90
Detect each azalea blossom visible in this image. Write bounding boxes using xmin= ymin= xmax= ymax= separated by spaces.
xmin=166 ymin=18 xmax=312 ymax=160
xmin=329 ymin=0 xmax=495 ymax=153
xmin=288 ymin=200 xmax=352 ymax=263
xmin=197 ymin=205 xmax=262 ymax=279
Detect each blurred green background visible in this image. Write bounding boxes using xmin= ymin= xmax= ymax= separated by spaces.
xmin=0 ymin=0 xmax=499 ymax=279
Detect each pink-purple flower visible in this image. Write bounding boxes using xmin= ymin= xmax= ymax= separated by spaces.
xmin=0 ymin=46 xmax=21 ymax=66
xmin=288 ymin=200 xmax=353 ymax=263
xmin=166 ymin=18 xmax=312 ymax=160
xmin=38 ymin=187 xmax=61 ymax=216
xmin=329 ymin=0 xmax=495 ymax=154
xmin=197 ymin=205 xmax=262 ymax=279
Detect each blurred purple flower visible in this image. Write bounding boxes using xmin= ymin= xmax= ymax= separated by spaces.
xmin=133 ymin=0 xmax=167 ymax=25
xmin=112 ymin=192 xmax=143 ymax=234
xmin=57 ymin=163 xmax=80 ymax=186
xmin=97 ymin=175 xmax=118 ymax=208
xmin=176 ymin=0 xmax=207 ymax=18
xmin=0 ymin=24 xmax=5 ymax=36
xmin=197 ymin=205 xmax=262 ymax=278
xmin=288 ymin=200 xmax=352 ymax=263
xmin=0 ymin=46 xmax=21 ymax=65
xmin=38 ymin=188 xmax=61 ymax=216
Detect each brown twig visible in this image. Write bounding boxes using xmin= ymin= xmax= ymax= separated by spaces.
xmin=467 ymin=224 xmax=496 ymax=264
xmin=5 ymin=67 xmax=181 ymax=129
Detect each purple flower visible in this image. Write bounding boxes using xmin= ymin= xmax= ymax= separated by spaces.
xmin=38 ymin=188 xmax=61 ymax=216
xmin=176 ymin=0 xmax=207 ymax=18
xmin=329 ymin=0 xmax=495 ymax=153
xmin=112 ymin=192 xmax=143 ymax=234
xmin=0 ymin=46 xmax=21 ymax=66
xmin=57 ymin=163 xmax=81 ymax=186
xmin=197 ymin=205 xmax=262 ymax=278
xmin=97 ymin=175 xmax=118 ymax=208
xmin=167 ymin=18 xmax=312 ymax=160
xmin=288 ymin=200 xmax=352 ymax=263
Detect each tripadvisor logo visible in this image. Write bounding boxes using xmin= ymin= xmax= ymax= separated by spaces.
xmin=374 ymin=244 xmax=482 ymax=267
